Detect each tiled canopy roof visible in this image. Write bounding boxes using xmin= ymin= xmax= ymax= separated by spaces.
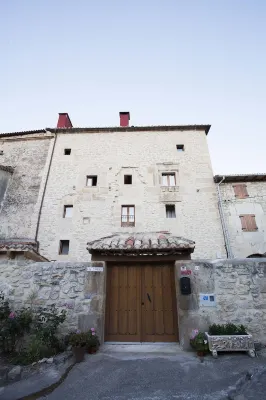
xmin=87 ymin=232 xmax=195 ymax=256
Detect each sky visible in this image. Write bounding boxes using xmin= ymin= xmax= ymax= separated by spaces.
xmin=1 ymin=0 xmax=266 ymax=174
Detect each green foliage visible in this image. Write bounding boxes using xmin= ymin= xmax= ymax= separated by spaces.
xmin=32 ymin=305 xmax=66 ymax=349
xmin=208 ymin=323 xmax=247 ymax=336
xmin=69 ymin=331 xmax=89 ymax=348
xmin=12 ymin=337 xmax=56 ymax=365
xmin=190 ymin=332 xmax=209 ymax=352
xmin=0 ymin=294 xmax=33 ymax=353
xmin=0 ymin=293 xmax=67 ymax=364
xmin=87 ymin=328 xmax=100 ymax=348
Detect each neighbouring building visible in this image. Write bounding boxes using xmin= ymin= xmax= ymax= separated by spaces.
xmin=0 ymin=112 xmax=265 ymax=345
xmin=214 ymin=174 xmax=266 ymax=258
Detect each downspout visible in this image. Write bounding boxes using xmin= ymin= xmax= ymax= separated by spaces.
xmin=217 ymin=177 xmax=233 ymax=258
xmin=35 ymin=131 xmax=57 ymax=249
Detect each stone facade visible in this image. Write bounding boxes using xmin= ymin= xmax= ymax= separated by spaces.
xmin=37 ymin=128 xmax=225 ymax=260
xmin=176 ymin=258 xmax=266 ymax=349
xmin=0 ymin=133 xmax=53 ymax=240
xmin=0 ymin=258 xmax=105 ymax=341
xmin=218 ymin=180 xmax=266 ymax=257
xmin=0 ymin=257 xmax=265 ymax=348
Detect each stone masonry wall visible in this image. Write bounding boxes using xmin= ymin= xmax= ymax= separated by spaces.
xmin=0 ymin=134 xmax=53 ymax=239
xmin=176 ymin=258 xmax=266 ymax=349
xmin=38 ymin=129 xmax=225 ymax=261
xmin=0 ymin=260 xmax=106 ymax=342
xmin=219 ymin=181 xmax=266 ymax=257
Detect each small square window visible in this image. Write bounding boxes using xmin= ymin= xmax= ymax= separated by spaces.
xmin=86 ymin=175 xmax=97 ymax=186
xmin=0 ymin=150 xmax=3 ymax=155
xmin=166 ymin=204 xmax=176 ymax=218
xmin=124 ymin=175 xmax=132 ymax=184
xmin=63 ymin=205 xmax=73 ymax=218
xmin=64 ymin=149 xmax=71 ymax=155
xmin=176 ymin=145 xmax=184 ymax=152
xmin=162 ymin=173 xmax=176 ymax=186
xmin=59 ymin=240 xmax=69 ymax=255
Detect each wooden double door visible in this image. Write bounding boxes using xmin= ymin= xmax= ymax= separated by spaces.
xmin=105 ymin=263 xmax=178 ymax=342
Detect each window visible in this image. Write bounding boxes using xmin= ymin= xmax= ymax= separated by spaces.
xmin=166 ymin=204 xmax=176 ymax=218
xmin=64 ymin=149 xmax=71 ymax=155
xmin=233 ymin=184 xmax=248 ymax=198
xmin=86 ymin=175 xmax=97 ymax=186
xmin=161 ymin=173 xmax=176 ymax=186
xmin=124 ymin=175 xmax=132 ymax=184
xmin=59 ymin=240 xmax=69 ymax=255
xmin=121 ymin=205 xmax=135 ymax=226
xmin=239 ymin=215 xmax=258 ymax=232
xmin=0 ymin=150 xmax=3 ymax=155
xmin=63 ymin=205 xmax=73 ymax=218
xmin=176 ymin=145 xmax=184 ymax=152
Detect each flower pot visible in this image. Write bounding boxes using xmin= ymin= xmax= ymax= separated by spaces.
xmin=72 ymin=346 xmax=86 ymax=363
xmin=88 ymin=346 xmax=97 ymax=354
xmin=205 ymin=332 xmax=255 ymax=358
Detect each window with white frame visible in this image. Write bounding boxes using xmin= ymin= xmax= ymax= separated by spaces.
xmin=161 ymin=173 xmax=176 ymax=186
xmin=121 ymin=205 xmax=135 ymax=226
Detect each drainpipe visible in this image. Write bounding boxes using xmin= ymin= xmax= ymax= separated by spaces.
xmin=217 ymin=177 xmax=233 ymax=259
xmin=35 ymin=131 xmax=57 ymax=249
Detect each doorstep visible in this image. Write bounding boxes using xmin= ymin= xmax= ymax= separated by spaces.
xmin=101 ymin=343 xmax=182 ymax=354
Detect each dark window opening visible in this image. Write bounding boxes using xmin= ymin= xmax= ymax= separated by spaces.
xmin=121 ymin=205 xmax=135 ymax=226
xmin=87 ymin=175 xmax=97 ymax=186
xmin=124 ymin=175 xmax=132 ymax=184
xmin=0 ymin=150 xmax=3 ymax=155
xmin=64 ymin=149 xmax=71 ymax=155
xmin=176 ymin=145 xmax=184 ymax=151
xmin=63 ymin=205 xmax=73 ymax=218
xmin=59 ymin=240 xmax=69 ymax=255
xmin=166 ymin=204 xmax=176 ymax=218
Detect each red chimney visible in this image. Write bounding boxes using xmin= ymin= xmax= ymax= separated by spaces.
xmin=119 ymin=112 xmax=130 ymax=127
xmin=57 ymin=113 xmax=73 ymax=128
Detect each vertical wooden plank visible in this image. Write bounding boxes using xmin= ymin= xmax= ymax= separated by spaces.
xmin=118 ymin=266 xmax=128 ymax=335
xmin=108 ymin=266 xmax=119 ymax=334
xmin=153 ymin=266 xmax=164 ymax=335
xmin=141 ymin=265 xmax=154 ymax=339
xmin=128 ymin=266 xmax=137 ymax=335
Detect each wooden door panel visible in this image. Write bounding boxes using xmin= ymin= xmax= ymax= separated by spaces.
xmin=105 ymin=263 xmax=178 ymax=342
xmin=105 ymin=265 xmax=141 ymax=342
xmin=141 ymin=264 xmax=178 ymax=342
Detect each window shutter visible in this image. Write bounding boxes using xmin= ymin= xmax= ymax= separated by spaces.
xmin=240 ymin=215 xmax=258 ymax=231
xmin=249 ymin=215 xmax=258 ymax=230
xmin=240 ymin=215 xmax=247 ymax=231
xmin=233 ymin=184 xmax=248 ymax=198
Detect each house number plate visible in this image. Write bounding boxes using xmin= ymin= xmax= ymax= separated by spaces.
xmin=87 ymin=266 xmax=104 ymax=272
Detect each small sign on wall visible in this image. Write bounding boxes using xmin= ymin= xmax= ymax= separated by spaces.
xmin=87 ymin=266 xmax=104 ymax=272
xmin=199 ymin=293 xmax=216 ymax=307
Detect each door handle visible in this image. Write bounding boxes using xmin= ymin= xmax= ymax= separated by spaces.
xmin=147 ymin=293 xmax=152 ymax=303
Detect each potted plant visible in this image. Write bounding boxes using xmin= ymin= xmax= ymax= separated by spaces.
xmin=69 ymin=330 xmax=88 ymax=363
xmin=205 ymin=323 xmax=255 ymax=358
xmin=190 ymin=330 xmax=209 ymax=357
xmin=87 ymin=328 xmax=100 ymax=354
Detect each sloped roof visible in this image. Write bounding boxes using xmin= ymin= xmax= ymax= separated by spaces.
xmin=0 ymin=124 xmax=211 ymax=137
xmin=87 ymin=232 xmax=195 ymax=256
xmin=214 ymin=174 xmax=266 ymax=183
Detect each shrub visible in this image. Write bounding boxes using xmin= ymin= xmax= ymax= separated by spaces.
xmin=87 ymin=328 xmax=100 ymax=348
xmin=0 ymin=293 xmax=67 ymax=364
xmin=69 ymin=331 xmax=89 ymax=348
xmin=208 ymin=323 xmax=247 ymax=336
xmin=190 ymin=332 xmax=209 ymax=352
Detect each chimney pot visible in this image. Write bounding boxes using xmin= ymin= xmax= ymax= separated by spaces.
xmin=57 ymin=113 xmax=73 ymax=128
xmin=119 ymin=112 xmax=130 ymax=127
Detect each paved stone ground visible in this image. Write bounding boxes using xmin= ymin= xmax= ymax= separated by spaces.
xmin=38 ymin=345 xmax=266 ymax=400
